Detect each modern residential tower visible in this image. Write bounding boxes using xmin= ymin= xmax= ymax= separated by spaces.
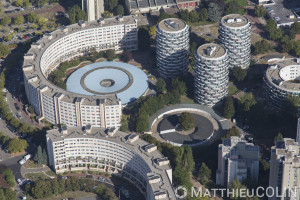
xmin=156 ymin=18 xmax=189 ymax=78
xmin=194 ymin=43 xmax=229 ymax=106
xmin=219 ymin=14 xmax=251 ymax=69
xmin=82 ymin=0 xmax=104 ymax=21
xmin=269 ymin=138 xmax=300 ymax=200
xmin=216 ymin=136 xmax=260 ymax=187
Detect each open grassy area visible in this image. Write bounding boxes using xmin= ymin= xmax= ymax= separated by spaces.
xmin=45 ymin=170 xmax=57 ymax=177
xmin=25 ymin=191 xmax=97 ymax=200
xmin=25 ymin=173 xmax=51 ymax=181
xmin=24 ymin=160 xmax=44 ymax=168
xmin=180 ymin=95 xmax=194 ymax=103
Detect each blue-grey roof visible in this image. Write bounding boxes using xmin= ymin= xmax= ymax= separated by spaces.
xmin=66 ymin=61 xmax=148 ymax=104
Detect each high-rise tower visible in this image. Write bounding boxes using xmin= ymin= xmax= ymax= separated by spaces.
xmin=156 ymin=18 xmax=189 ymax=78
xmin=82 ymin=0 xmax=104 ymax=21
xmin=194 ymin=43 xmax=229 ymax=106
xmin=219 ymin=14 xmax=251 ymax=69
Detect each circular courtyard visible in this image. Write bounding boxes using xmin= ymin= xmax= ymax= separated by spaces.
xmin=66 ymin=61 xmax=149 ymax=104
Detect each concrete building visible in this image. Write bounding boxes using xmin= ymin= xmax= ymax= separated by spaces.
xmin=194 ymin=43 xmax=229 ymax=106
xmin=82 ymin=0 xmax=104 ymax=21
xmin=156 ymin=18 xmax=189 ymax=78
xmin=269 ymin=138 xmax=300 ymax=200
xmin=23 ymin=16 xmax=138 ymax=127
xmin=46 ymin=126 xmax=176 ymax=200
xmin=125 ymin=0 xmax=200 ymax=14
xmin=218 ymin=14 xmax=251 ymax=69
xmin=216 ymin=136 xmax=260 ymax=187
xmin=264 ymin=58 xmax=300 ymax=108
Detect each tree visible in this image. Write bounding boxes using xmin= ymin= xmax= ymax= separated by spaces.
xmin=253 ymin=40 xmax=272 ymax=55
xmin=68 ymin=5 xmax=87 ymax=24
xmin=136 ymin=113 xmax=149 ymax=132
xmin=3 ymin=188 xmax=17 ymax=200
xmin=34 ymin=145 xmax=48 ymax=164
xmin=199 ymin=8 xmax=208 ymax=21
xmin=7 ymin=138 xmax=28 ymax=153
xmin=27 ymin=12 xmax=39 ymax=23
xmin=274 ymin=132 xmax=283 ymax=144
xmin=38 ymin=17 xmax=47 ymax=26
xmin=240 ymin=92 xmax=256 ymax=112
xmin=119 ymin=115 xmax=129 ymax=132
xmin=207 ymin=2 xmax=222 ymax=22
xmin=198 ymin=162 xmax=211 ymax=186
xmin=223 ymin=96 xmax=235 ymax=118
xmin=19 ymin=122 xmax=31 ymax=133
xmin=0 ymin=43 xmax=11 ymax=57
xmin=290 ymin=22 xmax=300 ymax=39
xmin=254 ymin=5 xmax=267 ymax=17
xmin=116 ymin=5 xmax=124 ymax=15
xmin=13 ymin=16 xmax=25 ymax=25
xmin=179 ymin=112 xmax=195 ymax=131
xmin=189 ymin=10 xmax=199 ymax=23
xmin=0 ymin=189 xmax=5 ymax=200
xmin=232 ymin=66 xmax=247 ymax=82
xmin=149 ymin=25 xmax=156 ymax=38
xmin=1 ymin=17 xmax=11 ymax=26
xmin=2 ymin=168 xmax=14 ymax=187
xmin=14 ymin=0 xmax=23 ymax=7
xmin=156 ymin=78 xmax=166 ymax=93
xmin=104 ymin=0 xmax=118 ymax=11
xmin=121 ymin=51 xmax=132 ymax=62
xmin=225 ymin=0 xmax=244 ymax=15
xmin=228 ymin=179 xmax=247 ymax=200
xmin=171 ymin=77 xmax=186 ymax=95
xmin=265 ymin=19 xmax=283 ymax=41
xmin=138 ymin=26 xmax=150 ymax=50
xmin=105 ymin=49 xmax=115 ymax=61
xmin=3 ymin=34 xmax=13 ymax=41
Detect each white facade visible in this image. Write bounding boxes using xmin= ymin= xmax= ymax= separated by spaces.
xmin=194 ymin=43 xmax=229 ymax=106
xmin=46 ymin=126 xmax=176 ymax=200
xmin=156 ymin=18 xmax=189 ymax=78
xmin=219 ymin=14 xmax=251 ymax=69
xmin=23 ymin=17 xmax=138 ymax=127
xmin=216 ymin=137 xmax=260 ymax=187
xmin=269 ymin=138 xmax=300 ymax=200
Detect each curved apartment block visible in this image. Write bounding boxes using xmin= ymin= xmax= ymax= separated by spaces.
xmin=218 ymin=14 xmax=251 ymax=69
xmin=46 ymin=126 xmax=176 ymax=200
xmin=22 ymin=16 xmax=138 ymax=128
xmin=264 ymin=58 xmax=300 ymax=108
xmin=156 ymin=18 xmax=189 ymax=78
xmin=194 ymin=43 xmax=229 ymax=106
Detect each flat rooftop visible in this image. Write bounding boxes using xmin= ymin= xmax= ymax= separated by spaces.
xmin=265 ymin=0 xmax=300 ymax=27
xmin=265 ymin=58 xmax=300 ymax=92
xmin=221 ymin=14 xmax=249 ymax=28
xmin=197 ymin=43 xmax=226 ymax=59
xmin=158 ymin=18 xmax=187 ymax=32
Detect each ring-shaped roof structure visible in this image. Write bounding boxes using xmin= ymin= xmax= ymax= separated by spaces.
xmin=66 ymin=61 xmax=148 ymax=104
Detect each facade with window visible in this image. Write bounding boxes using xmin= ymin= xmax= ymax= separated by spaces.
xmin=46 ymin=126 xmax=176 ymax=200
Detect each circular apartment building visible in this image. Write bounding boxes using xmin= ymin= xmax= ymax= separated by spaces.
xmin=22 ymin=17 xmax=139 ymax=128
xmin=46 ymin=126 xmax=176 ymax=200
xmin=194 ymin=43 xmax=229 ymax=106
xmin=218 ymin=14 xmax=251 ymax=69
xmin=264 ymin=58 xmax=300 ymax=108
xmin=156 ymin=18 xmax=189 ymax=78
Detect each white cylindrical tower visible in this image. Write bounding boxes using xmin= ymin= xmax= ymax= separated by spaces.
xmin=218 ymin=14 xmax=251 ymax=69
xmin=156 ymin=18 xmax=189 ymax=78
xmin=194 ymin=43 xmax=229 ymax=106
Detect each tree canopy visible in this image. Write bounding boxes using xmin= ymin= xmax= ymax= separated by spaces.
xmin=232 ymin=66 xmax=247 ymax=82
xmin=179 ymin=112 xmax=195 ymax=131
xmin=0 ymin=43 xmax=11 ymax=57
xmin=7 ymin=138 xmax=28 ymax=153
xmin=138 ymin=26 xmax=150 ymax=51
xmin=156 ymin=78 xmax=166 ymax=93
xmin=240 ymin=92 xmax=257 ymax=112
xmin=68 ymin=5 xmax=87 ymax=24
xmin=207 ymin=2 xmax=222 ymax=22
xmin=223 ymin=96 xmax=235 ymax=119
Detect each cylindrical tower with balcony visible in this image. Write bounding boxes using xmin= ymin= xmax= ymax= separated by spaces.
xmin=156 ymin=18 xmax=189 ymax=78
xmin=218 ymin=14 xmax=251 ymax=69
xmin=194 ymin=43 xmax=229 ymax=106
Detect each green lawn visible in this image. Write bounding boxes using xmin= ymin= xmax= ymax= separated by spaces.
xmin=25 ymin=173 xmax=51 ymax=181
xmin=25 ymin=160 xmax=44 ymax=168
xmin=180 ymin=95 xmax=194 ymax=103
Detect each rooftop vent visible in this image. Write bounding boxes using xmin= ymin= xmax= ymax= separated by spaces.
xmin=144 ymin=144 xmax=157 ymax=153
xmin=164 ymin=20 xmax=179 ymax=30
xmin=117 ymin=16 xmax=124 ymax=22
xmin=156 ymin=157 xmax=170 ymax=166
xmin=78 ymin=20 xmax=86 ymax=28
xmin=147 ymin=174 xmax=161 ymax=184
xmin=127 ymin=134 xmax=138 ymax=143
xmin=85 ymin=125 xmax=92 ymax=134
xmin=227 ymin=18 xmax=244 ymax=24
xmin=107 ymin=127 xmax=116 ymax=136
xmin=205 ymin=46 xmax=216 ymax=56
xmin=61 ymin=126 xmax=68 ymax=134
